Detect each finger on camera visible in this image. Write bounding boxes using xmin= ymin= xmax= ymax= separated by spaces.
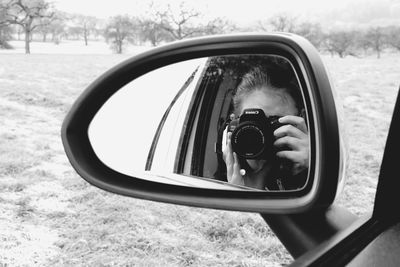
xmin=223 ymin=133 xmax=232 ymax=157
xmin=232 ymin=153 xmax=242 ymax=179
xmin=226 ymin=147 xmax=233 ymax=165
xmin=226 ymin=160 xmax=233 ymax=181
xmin=222 ymin=126 xmax=228 ymax=145
xmin=278 ymin=115 xmax=307 ymax=133
xmin=274 ymin=136 xmax=299 ymax=150
xmin=274 ymin=124 xmax=305 ymax=139
xmin=227 ymin=132 xmax=232 ymax=147
xmin=233 ymin=153 xmax=241 ymax=170
xmin=276 ymin=150 xmax=302 ymax=162
xmin=225 ymin=150 xmax=234 ymax=177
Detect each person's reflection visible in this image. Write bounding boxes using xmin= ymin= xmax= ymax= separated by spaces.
xmin=223 ymin=67 xmax=309 ymax=190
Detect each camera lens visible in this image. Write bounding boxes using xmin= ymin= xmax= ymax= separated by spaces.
xmin=232 ymin=124 xmax=265 ymax=158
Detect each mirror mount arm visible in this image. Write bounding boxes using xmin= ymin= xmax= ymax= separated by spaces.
xmin=261 ymin=205 xmax=358 ymax=258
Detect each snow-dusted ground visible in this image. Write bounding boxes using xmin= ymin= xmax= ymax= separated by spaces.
xmin=0 ymin=40 xmax=151 ymax=55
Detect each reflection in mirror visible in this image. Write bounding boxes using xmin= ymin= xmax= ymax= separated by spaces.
xmin=89 ymin=55 xmax=310 ymax=191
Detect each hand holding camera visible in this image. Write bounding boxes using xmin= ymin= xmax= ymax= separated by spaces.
xmin=273 ymin=115 xmax=309 ymax=176
xmin=222 ymin=109 xmax=309 ymax=189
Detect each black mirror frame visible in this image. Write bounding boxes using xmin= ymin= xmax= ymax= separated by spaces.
xmin=61 ymin=33 xmax=341 ymax=214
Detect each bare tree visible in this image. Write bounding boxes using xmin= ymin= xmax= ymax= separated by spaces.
xmin=14 ymin=24 xmax=22 ymax=40
xmin=202 ymin=17 xmax=236 ymax=35
xmin=0 ymin=2 xmax=7 ymax=26
xmin=138 ymin=18 xmax=171 ymax=46
xmin=0 ymin=5 xmax=12 ymax=48
xmin=386 ymin=26 xmax=400 ymax=51
xmin=354 ymin=30 xmax=371 ymax=55
xmin=365 ymin=27 xmax=386 ymax=58
xmin=0 ymin=25 xmax=12 ymax=48
xmin=258 ymin=13 xmax=297 ymax=32
xmin=324 ymin=30 xmax=356 ymax=58
xmin=104 ymin=15 xmax=136 ymax=54
xmin=157 ymin=2 xmax=202 ymax=40
xmin=73 ymin=14 xmax=97 ymax=46
xmin=0 ymin=0 xmax=54 ymax=53
xmin=36 ymin=17 xmax=52 ymax=42
xmin=138 ymin=1 xmax=233 ymax=44
xmin=91 ymin=18 xmax=106 ymax=41
xmin=67 ymin=26 xmax=81 ymax=40
xmin=31 ymin=10 xmax=66 ymax=43
xmin=49 ymin=16 xmax=66 ymax=44
xmin=294 ymin=22 xmax=324 ymax=50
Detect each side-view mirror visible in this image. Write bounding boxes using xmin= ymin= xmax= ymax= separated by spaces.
xmin=62 ymin=33 xmax=345 ymax=214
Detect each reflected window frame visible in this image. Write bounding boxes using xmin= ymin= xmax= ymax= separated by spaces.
xmin=147 ymin=54 xmax=313 ymax=192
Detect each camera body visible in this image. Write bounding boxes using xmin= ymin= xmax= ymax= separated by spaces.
xmin=227 ymin=108 xmax=284 ymax=159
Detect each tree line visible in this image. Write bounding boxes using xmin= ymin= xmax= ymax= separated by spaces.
xmin=1 ymin=0 xmax=400 ymax=57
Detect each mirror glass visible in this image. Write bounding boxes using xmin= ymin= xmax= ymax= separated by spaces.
xmin=89 ymin=54 xmax=311 ymax=191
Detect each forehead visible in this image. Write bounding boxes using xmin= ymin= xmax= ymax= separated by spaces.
xmin=239 ymin=89 xmax=298 ymax=116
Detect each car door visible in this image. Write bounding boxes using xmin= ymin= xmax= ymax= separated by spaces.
xmin=289 ymin=90 xmax=400 ymax=266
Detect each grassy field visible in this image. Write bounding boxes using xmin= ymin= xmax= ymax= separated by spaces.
xmin=0 ymin=47 xmax=399 ymax=266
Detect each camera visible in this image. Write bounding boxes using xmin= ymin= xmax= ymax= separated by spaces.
xmin=227 ymin=109 xmax=285 ymax=159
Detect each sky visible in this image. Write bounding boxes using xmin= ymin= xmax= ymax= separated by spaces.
xmin=53 ymin=0 xmax=400 ymax=28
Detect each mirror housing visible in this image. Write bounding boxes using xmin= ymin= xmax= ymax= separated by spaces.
xmin=61 ymin=33 xmax=343 ymax=214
